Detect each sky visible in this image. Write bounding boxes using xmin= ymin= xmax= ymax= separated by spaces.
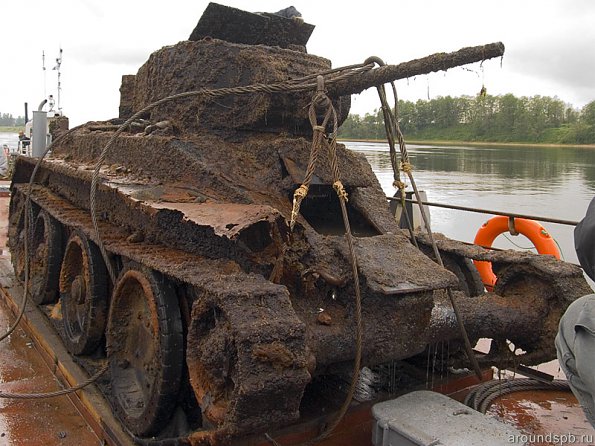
xmin=2 ymin=0 xmax=594 ymax=126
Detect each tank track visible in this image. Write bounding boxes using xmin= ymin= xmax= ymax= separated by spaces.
xmin=9 ymin=183 xmax=310 ymax=438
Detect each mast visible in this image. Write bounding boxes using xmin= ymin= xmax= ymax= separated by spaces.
xmin=53 ymin=48 xmax=63 ymax=114
xmin=42 ymin=50 xmax=47 ymax=99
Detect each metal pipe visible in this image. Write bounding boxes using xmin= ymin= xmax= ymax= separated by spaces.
xmin=31 ymin=110 xmax=48 ymax=157
xmin=386 ymin=196 xmax=580 ymax=226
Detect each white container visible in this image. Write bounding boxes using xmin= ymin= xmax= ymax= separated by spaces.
xmin=390 ymin=190 xmax=431 ymax=232
xmin=31 ymin=110 xmax=48 ymax=157
xmin=372 ymin=390 xmax=525 ymax=446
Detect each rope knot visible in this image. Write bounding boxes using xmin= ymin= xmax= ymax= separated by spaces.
xmin=294 ymin=184 xmax=309 ymax=200
xmin=393 ymin=180 xmax=407 ymax=190
xmin=290 ymin=184 xmax=309 ymax=231
xmin=400 ymin=161 xmax=414 ymax=173
xmin=333 ymin=181 xmax=348 ymax=202
xmin=316 ymin=75 xmax=326 ymax=94
xmin=312 ymin=125 xmax=326 ymax=133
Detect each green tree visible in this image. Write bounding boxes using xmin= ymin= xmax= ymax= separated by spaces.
xmin=0 ymin=113 xmax=15 ymax=126
xmin=581 ymin=100 xmax=595 ymax=126
xmin=338 ymin=94 xmax=595 ymax=144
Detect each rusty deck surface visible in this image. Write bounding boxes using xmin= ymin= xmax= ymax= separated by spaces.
xmin=0 ymin=278 xmax=134 ymax=446
xmin=0 ymin=188 xmax=99 ymax=445
xmin=0 ymin=293 xmax=100 ymax=445
xmin=488 ymin=391 xmax=594 ymax=445
xmin=0 ymin=187 xmax=130 ymax=446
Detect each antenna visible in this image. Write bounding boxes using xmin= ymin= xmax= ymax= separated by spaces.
xmin=52 ymin=48 xmax=63 ymax=114
xmin=42 ymin=50 xmax=47 ymax=99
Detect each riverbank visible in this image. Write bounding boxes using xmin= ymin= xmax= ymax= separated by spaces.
xmin=0 ymin=127 xmax=23 ymax=133
xmin=4 ymin=125 xmax=594 ymax=149
xmin=4 ymin=127 xmax=594 ymax=149
xmin=340 ymin=138 xmax=595 ymax=149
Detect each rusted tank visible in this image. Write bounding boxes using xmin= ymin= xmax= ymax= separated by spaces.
xmin=7 ymin=3 xmax=591 ymax=445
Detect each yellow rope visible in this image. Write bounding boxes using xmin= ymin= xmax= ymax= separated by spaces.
xmin=270 ymin=75 xmax=364 ymax=446
xmin=400 ymin=161 xmax=414 ymax=173
xmin=375 ymin=75 xmax=483 ymax=381
xmin=290 ymin=184 xmax=309 ymax=230
xmin=393 ymin=180 xmax=406 ymax=190
xmin=333 ymin=180 xmax=348 ymax=202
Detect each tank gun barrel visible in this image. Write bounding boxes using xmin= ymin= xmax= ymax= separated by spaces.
xmin=327 ymin=42 xmax=505 ymax=97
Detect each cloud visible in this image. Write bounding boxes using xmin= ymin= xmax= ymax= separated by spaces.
xmin=68 ymin=45 xmax=151 ymax=67
xmin=502 ymin=17 xmax=595 ymax=107
xmin=510 ymin=29 xmax=595 ymax=91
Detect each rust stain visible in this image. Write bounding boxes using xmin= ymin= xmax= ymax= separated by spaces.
xmin=252 ymin=342 xmax=295 ymax=370
xmin=0 ymin=298 xmax=99 ymax=445
xmin=2 ymin=5 xmax=590 ymax=442
xmin=488 ymin=390 xmax=594 ymax=444
xmin=316 ymin=311 xmax=332 ymax=326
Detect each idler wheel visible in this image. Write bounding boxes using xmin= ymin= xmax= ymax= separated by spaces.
xmin=442 ymin=253 xmax=485 ymax=297
xmin=493 ymin=264 xmax=554 ymax=299
xmin=60 ymin=231 xmax=108 ymax=355
xmin=29 ymin=209 xmax=63 ymax=304
xmin=106 ymin=267 xmax=183 ymax=437
xmin=487 ymin=264 xmax=566 ymax=364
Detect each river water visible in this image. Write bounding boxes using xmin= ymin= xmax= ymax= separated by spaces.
xmin=345 ymin=140 xmax=595 ymax=268
xmin=0 ymin=132 xmax=18 ymax=152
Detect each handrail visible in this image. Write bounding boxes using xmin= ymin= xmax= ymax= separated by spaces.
xmin=386 ymin=196 xmax=580 ymax=226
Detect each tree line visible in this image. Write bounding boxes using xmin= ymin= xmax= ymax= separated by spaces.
xmin=0 ymin=113 xmax=25 ymax=127
xmin=338 ymin=94 xmax=595 ymax=144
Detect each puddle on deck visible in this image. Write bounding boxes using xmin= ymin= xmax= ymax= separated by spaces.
xmin=0 ymin=299 xmax=100 ymax=445
xmin=489 ymin=391 xmax=594 ymax=445
xmin=0 ymin=190 xmax=99 ymax=445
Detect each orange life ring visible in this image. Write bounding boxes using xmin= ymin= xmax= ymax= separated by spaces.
xmin=473 ymin=216 xmax=560 ymax=290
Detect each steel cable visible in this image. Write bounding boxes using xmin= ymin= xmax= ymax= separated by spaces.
xmin=464 ymin=378 xmax=571 ymax=413
xmin=0 ymin=60 xmax=372 ymax=427
xmin=90 ymin=63 xmax=374 ymax=285
xmin=267 ymin=75 xmax=364 ymax=446
xmin=371 ymin=57 xmax=483 ymax=380
xmin=0 ymin=125 xmax=115 ymax=399
xmin=0 ymin=363 xmax=108 ymax=399
xmin=0 ymin=124 xmax=84 ymax=343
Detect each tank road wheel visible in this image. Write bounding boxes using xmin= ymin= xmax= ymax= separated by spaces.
xmin=8 ymin=191 xmax=38 ymax=282
xmin=106 ymin=267 xmax=183 ymax=437
xmin=29 ymin=209 xmax=62 ymax=304
xmin=60 ymin=231 xmax=108 ymax=355
xmin=187 ymin=282 xmax=311 ymax=435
